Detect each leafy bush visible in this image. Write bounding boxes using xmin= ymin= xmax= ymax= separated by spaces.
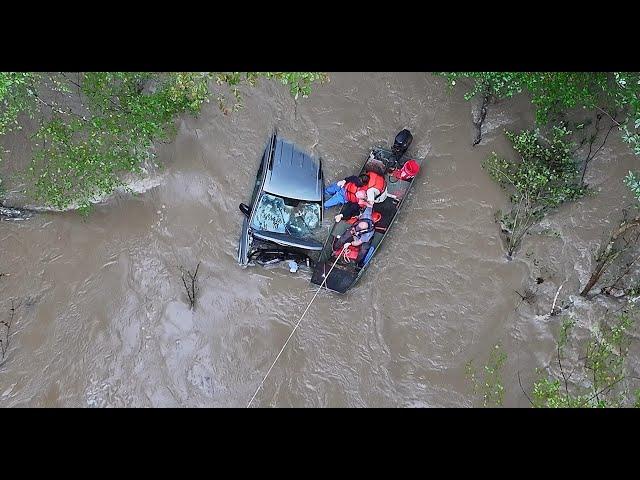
xmin=485 ymin=126 xmax=586 ymax=255
xmin=0 ymin=72 xmax=327 ymax=212
xmin=624 ymin=171 xmax=640 ymax=202
xmin=439 ymin=72 xmax=640 ymax=155
xmin=532 ymin=312 xmax=638 ymax=408
xmin=466 ymin=344 xmax=507 ymax=407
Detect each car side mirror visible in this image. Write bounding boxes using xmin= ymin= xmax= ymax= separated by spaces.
xmin=239 ymin=203 xmax=250 ymax=218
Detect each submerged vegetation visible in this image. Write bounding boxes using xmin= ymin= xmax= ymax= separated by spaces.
xmin=485 ymin=126 xmax=586 ymax=256
xmin=0 ymin=72 xmax=327 ymax=213
xmin=466 ymin=344 xmax=507 ymax=407
xmin=466 ymin=310 xmax=640 ymax=408
xmin=440 ymin=72 xmax=640 ymax=149
xmin=444 ymin=72 xmax=640 ymax=407
xmin=441 ymin=72 xmax=640 ymax=198
xmin=580 ymin=213 xmax=640 ymax=298
xmin=531 ymin=310 xmax=639 ymax=408
xmin=444 ymin=72 xmax=640 ymax=300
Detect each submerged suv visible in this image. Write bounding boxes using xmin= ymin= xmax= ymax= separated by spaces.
xmin=237 ymin=131 xmax=324 ymax=268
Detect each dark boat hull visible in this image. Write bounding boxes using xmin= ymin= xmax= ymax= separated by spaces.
xmin=311 ymin=145 xmax=423 ymax=293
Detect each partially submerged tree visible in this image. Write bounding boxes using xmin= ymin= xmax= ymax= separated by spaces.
xmin=439 ymin=72 xmax=640 ymax=155
xmin=0 ymin=72 xmax=327 ymax=213
xmin=465 ymin=344 xmax=508 ymax=407
xmin=0 ymin=299 xmax=18 ymax=367
xmin=580 ymin=213 xmax=640 ymax=297
xmin=578 ymin=171 xmax=640 ymax=298
xmin=180 ymin=262 xmax=201 ymax=311
xmin=485 ymin=126 xmax=586 ymax=256
xmin=466 ymin=310 xmax=640 ymax=408
xmin=531 ymin=311 xmax=639 ymax=408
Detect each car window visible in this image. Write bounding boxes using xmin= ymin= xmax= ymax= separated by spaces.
xmin=251 ymin=193 xmax=320 ymax=239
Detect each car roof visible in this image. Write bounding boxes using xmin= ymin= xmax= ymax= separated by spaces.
xmin=262 ymin=136 xmax=322 ymax=202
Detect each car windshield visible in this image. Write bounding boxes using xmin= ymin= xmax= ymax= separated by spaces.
xmin=251 ymin=193 xmax=321 ymax=239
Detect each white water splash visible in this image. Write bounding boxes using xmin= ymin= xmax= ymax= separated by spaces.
xmin=22 ymin=172 xmax=166 ymax=213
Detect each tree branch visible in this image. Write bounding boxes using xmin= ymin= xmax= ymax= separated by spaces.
xmin=581 ymin=217 xmax=640 ymax=296
xmin=558 ymin=342 xmax=569 ymax=398
xmin=581 ymin=120 xmax=617 ymax=185
xmin=595 ymin=105 xmax=622 ymax=127
xmin=606 ymin=252 xmax=640 ymax=292
xmin=518 ymin=371 xmax=535 ymax=407
xmin=579 ymin=375 xmax=625 ymax=407
xmin=180 ymin=262 xmax=200 ymax=310
xmin=61 ymin=72 xmax=132 ymax=115
xmin=0 ymin=299 xmax=17 ymax=365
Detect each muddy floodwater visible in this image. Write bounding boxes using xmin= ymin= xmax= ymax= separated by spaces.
xmin=1 ymin=73 xmax=639 ymax=407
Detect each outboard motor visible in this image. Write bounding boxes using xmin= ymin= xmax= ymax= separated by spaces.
xmin=384 ymin=129 xmax=413 ymax=172
xmin=392 ymin=129 xmax=413 ymax=159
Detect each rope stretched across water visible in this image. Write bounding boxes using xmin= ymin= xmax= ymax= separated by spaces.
xmin=246 ymin=244 xmax=347 ymax=408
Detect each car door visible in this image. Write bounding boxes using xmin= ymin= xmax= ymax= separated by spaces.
xmin=237 ymin=132 xmax=275 ymax=265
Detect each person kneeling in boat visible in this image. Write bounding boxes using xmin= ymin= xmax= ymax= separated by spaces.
xmin=363 ymin=170 xmax=388 ymax=205
xmin=333 ymin=206 xmax=375 ymax=264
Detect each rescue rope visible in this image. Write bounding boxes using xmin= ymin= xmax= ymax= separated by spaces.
xmin=341 ymin=245 xmax=352 ymax=263
xmin=247 ymin=244 xmax=347 ymax=408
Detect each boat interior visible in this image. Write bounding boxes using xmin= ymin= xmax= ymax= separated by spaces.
xmin=310 ymin=147 xmax=419 ymax=293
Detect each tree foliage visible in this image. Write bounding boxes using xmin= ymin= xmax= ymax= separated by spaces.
xmin=442 ymin=72 xmax=640 ymax=208
xmin=466 ymin=344 xmax=507 ymax=407
xmin=485 ymin=126 xmax=586 ymax=256
xmin=532 ymin=312 xmax=639 ymax=408
xmin=466 ymin=312 xmax=639 ymax=408
xmin=0 ymin=72 xmax=36 ymax=137
xmin=0 ymin=72 xmax=327 ymax=212
xmin=440 ymin=72 xmax=640 ymax=136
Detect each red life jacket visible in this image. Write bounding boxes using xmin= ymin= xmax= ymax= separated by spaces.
xmin=332 ymin=215 xmax=379 ymax=261
xmin=365 ymin=171 xmax=386 ymax=198
xmin=344 ymin=181 xmax=362 ymax=203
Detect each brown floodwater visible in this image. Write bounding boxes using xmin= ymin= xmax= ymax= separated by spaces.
xmin=1 ymin=72 xmax=639 ymax=407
